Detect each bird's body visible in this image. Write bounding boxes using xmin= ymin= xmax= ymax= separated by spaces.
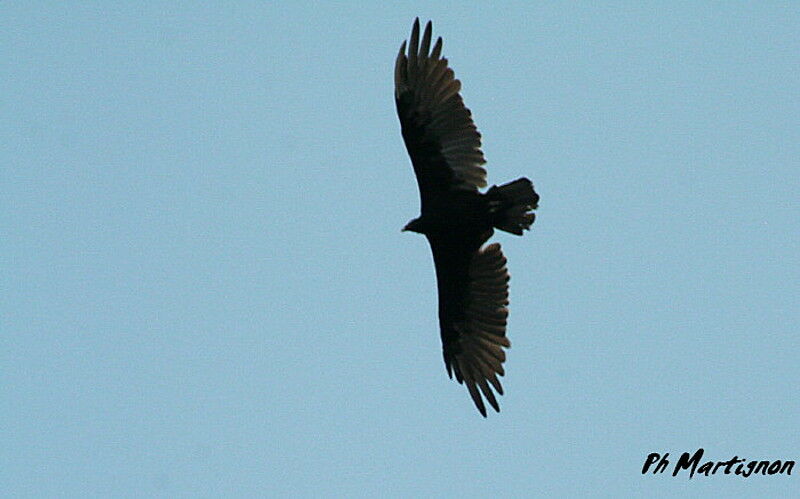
xmin=396 ymin=19 xmax=539 ymax=416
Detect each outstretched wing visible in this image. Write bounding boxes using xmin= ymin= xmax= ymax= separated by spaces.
xmin=429 ymin=238 xmax=511 ymax=416
xmin=395 ymin=19 xmax=488 ymax=211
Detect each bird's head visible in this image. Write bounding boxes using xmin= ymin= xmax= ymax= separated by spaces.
xmin=402 ymin=217 xmax=424 ymax=234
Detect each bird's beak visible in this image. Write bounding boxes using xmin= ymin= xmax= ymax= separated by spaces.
xmin=401 ymin=225 xmax=409 ymax=232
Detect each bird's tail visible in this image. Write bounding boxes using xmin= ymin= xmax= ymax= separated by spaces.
xmin=487 ymin=178 xmax=539 ymax=235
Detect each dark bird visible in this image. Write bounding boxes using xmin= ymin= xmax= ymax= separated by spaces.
xmin=395 ymin=19 xmax=539 ymax=416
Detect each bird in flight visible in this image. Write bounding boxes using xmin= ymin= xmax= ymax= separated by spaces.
xmin=395 ymin=18 xmax=539 ymax=416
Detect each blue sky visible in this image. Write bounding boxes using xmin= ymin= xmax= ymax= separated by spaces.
xmin=2 ymin=2 xmax=799 ymax=497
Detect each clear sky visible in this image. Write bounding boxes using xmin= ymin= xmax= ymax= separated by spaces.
xmin=3 ymin=2 xmax=799 ymax=497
